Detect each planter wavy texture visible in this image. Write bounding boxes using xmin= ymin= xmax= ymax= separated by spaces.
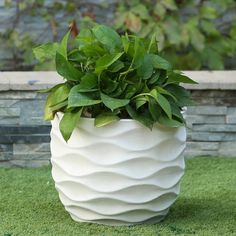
xmin=51 ymin=113 xmax=186 ymax=225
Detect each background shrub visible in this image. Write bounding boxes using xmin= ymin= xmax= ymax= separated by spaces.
xmin=0 ymin=0 xmax=235 ymax=71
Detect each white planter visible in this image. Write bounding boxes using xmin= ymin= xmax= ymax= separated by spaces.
xmin=50 ymin=113 xmax=186 ymax=226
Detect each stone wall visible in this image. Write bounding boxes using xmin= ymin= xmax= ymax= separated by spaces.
xmin=0 ymin=90 xmax=50 ymax=167
xmin=0 ymin=0 xmax=116 ymax=70
xmin=0 ymin=71 xmax=236 ymax=167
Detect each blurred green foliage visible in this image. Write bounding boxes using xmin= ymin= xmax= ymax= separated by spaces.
xmin=1 ymin=0 xmax=236 ymax=70
xmin=115 ymin=0 xmax=236 ymax=70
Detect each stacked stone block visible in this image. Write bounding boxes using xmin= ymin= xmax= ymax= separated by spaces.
xmin=185 ymin=90 xmax=236 ymax=157
xmin=0 ymin=91 xmax=51 ymax=167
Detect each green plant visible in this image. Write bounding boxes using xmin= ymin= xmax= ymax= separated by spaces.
xmin=34 ymin=24 xmax=196 ymax=142
xmin=115 ymin=0 xmax=236 ymax=70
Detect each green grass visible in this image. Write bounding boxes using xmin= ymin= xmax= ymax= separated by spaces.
xmin=0 ymin=157 xmax=236 ymax=236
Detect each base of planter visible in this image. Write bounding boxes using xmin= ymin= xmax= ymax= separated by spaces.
xmin=69 ymin=211 xmax=168 ymax=226
xmin=51 ymin=114 xmax=186 ymax=226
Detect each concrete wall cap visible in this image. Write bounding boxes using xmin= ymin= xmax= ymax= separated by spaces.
xmin=0 ymin=71 xmax=236 ymax=91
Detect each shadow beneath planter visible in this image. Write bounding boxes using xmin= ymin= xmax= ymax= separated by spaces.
xmin=165 ymin=196 xmax=236 ymax=225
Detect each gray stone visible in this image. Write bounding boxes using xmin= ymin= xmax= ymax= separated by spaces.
xmin=191 ymin=132 xmax=236 ymax=141
xmin=13 ymin=143 xmax=50 ymax=154
xmin=30 ymin=117 xmax=49 ymax=125
xmin=186 ymin=115 xmax=225 ymax=126
xmin=184 ymin=150 xmax=218 ymax=157
xmin=19 ymin=100 xmax=46 ymax=125
xmin=218 ymin=142 xmax=236 ymax=157
xmin=0 ymin=152 xmax=13 ymax=160
xmin=227 ymin=107 xmax=236 ymax=115
xmin=187 ymin=106 xmax=227 ymax=115
xmin=12 ymin=152 xmax=51 ymax=160
xmin=190 ymin=90 xmax=236 ymax=106
xmin=0 ymin=117 xmax=19 ymax=125
xmin=0 ymin=73 xmax=10 ymax=90
xmin=0 ymin=144 xmax=12 ymax=151
xmin=0 ymin=91 xmax=39 ymax=99
xmin=0 ymin=125 xmax=51 ymax=134
xmin=226 ymin=116 xmax=236 ymax=124
xmin=9 ymin=159 xmax=50 ymax=168
xmin=0 ymin=135 xmax=50 ymax=144
xmin=0 ymin=107 xmax=20 ymax=117
xmin=0 ymin=100 xmax=19 ymax=107
xmin=4 ymin=71 xmax=63 ymax=90
xmin=186 ymin=129 xmax=192 ymax=141
xmin=192 ymin=124 xmax=236 ymax=132
xmin=186 ymin=142 xmax=219 ymax=151
xmin=0 ymin=144 xmax=13 ymax=160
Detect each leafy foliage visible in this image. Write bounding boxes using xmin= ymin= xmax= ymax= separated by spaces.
xmin=34 ymin=24 xmax=196 ymax=141
xmin=114 ymin=0 xmax=236 ymax=70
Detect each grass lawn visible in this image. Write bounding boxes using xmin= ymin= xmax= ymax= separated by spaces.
xmin=0 ymin=157 xmax=236 ymax=236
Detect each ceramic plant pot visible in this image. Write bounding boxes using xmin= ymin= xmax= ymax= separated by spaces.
xmin=50 ymin=113 xmax=186 ymax=226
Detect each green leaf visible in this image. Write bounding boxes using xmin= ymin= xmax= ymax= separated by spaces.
xmin=152 ymin=91 xmax=172 ymax=119
xmin=121 ymin=33 xmax=130 ymax=53
xmin=126 ymin=105 xmax=153 ymax=129
xmin=125 ymin=12 xmax=142 ymax=33
xmin=33 ymin=42 xmax=59 ymax=62
xmin=123 ymin=85 xmax=137 ymax=99
xmin=162 ymin=0 xmax=177 ymax=10
xmin=59 ymin=109 xmax=82 ymax=142
xmin=44 ymin=84 xmax=70 ymax=120
xmin=170 ymin=102 xmax=185 ymax=122
xmin=137 ymin=54 xmax=153 ymax=80
xmin=101 ymin=93 xmax=129 ymax=111
xmin=80 ymin=43 xmax=105 ymax=57
xmin=201 ymin=20 xmax=219 ymax=36
xmin=154 ymin=3 xmax=166 ymax=19
xmin=165 ymin=84 xmax=194 ymax=106
xmin=167 ymin=72 xmax=198 ymax=84
xmin=189 ymin=28 xmax=205 ymax=51
xmin=68 ymin=49 xmax=87 ymax=62
xmin=155 ymin=86 xmax=177 ymax=101
xmin=149 ymin=54 xmax=172 ymax=70
xmin=148 ymin=97 xmax=162 ymax=120
xmin=148 ymin=71 xmax=161 ymax=84
xmin=147 ymin=33 xmax=158 ymax=53
xmin=101 ymin=76 xmax=119 ymax=94
xmin=158 ymin=115 xmax=183 ymax=127
xmin=76 ymin=29 xmax=95 ymax=48
xmin=50 ymin=100 xmax=68 ymax=112
xmin=68 ymin=86 xmax=101 ymax=107
xmin=92 ymin=24 xmax=122 ymax=51
xmin=108 ymin=60 xmax=124 ymax=72
xmin=163 ymin=18 xmax=181 ymax=45
xmin=132 ymin=36 xmax=145 ymax=68
xmin=135 ymin=96 xmax=148 ymax=109
xmin=95 ymin=52 xmax=123 ymax=74
xmin=95 ymin=113 xmax=120 ymax=127
xmin=56 ymin=52 xmax=82 ymax=81
xmin=37 ymin=83 xmax=64 ymax=94
xmin=76 ymin=73 xmax=98 ymax=92
xmin=202 ymin=48 xmax=224 ymax=70
xmin=131 ymin=4 xmax=149 ymax=20
xmin=109 ymin=84 xmax=125 ymax=97
xmin=58 ymin=31 xmax=70 ymax=59
xmin=200 ymin=6 xmax=218 ymax=20
xmin=230 ymin=26 xmax=236 ymax=40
